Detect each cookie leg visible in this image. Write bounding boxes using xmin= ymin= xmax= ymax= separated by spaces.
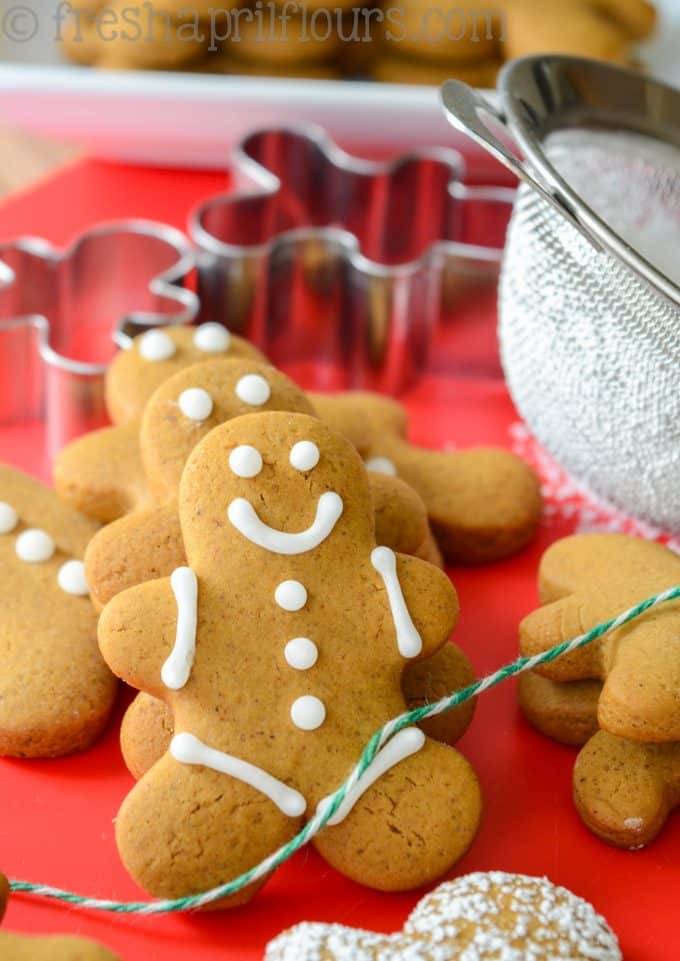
xmin=116 ymin=754 xmax=303 ymax=905
xmin=573 ymin=731 xmax=680 ymax=849
xmin=402 ymin=643 xmax=476 ymax=745
xmin=313 ymin=739 xmax=481 ymax=891
xmin=518 ymin=672 xmax=601 ymax=747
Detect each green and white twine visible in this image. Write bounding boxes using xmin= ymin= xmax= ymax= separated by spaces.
xmin=10 ymin=584 xmax=680 ymax=916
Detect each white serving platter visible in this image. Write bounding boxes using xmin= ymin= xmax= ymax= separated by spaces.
xmin=0 ymin=0 xmax=677 ymax=168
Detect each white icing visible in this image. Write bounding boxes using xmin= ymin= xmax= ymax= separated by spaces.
xmin=371 ymin=547 xmax=422 ymax=658
xmin=227 ymin=492 xmax=343 ymax=554
xmin=193 ymin=322 xmax=231 ymax=353
xmin=229 ymin=445 xmax=263 ymax=479
xmin=15 ymin=528 xmax=55 ymax=563
xmin=178 ymin=387 xmax=213 ymax=422
xmin=317 ymin=727 xmax=425 ymax=826
xmin=139 ymin=329 xmax=176 ymax=362
xmin=290 ymin=440 xmax=320 ymax=472
xmin=0 ymin=502 xmax=18 ymax=534
xmin=365 ymin=456 xmax=397 ymax=477
xmin=171 ymin=732 xmax=306 ymax=817
xmin=57 ymin=560 xmax=89 ymax=596
xmin=284 ymin=637 xmax=318 ymax=670
xmin=275 ymin=580 xmax=307 ymax=611
xmin=291 ymin=695 xmax=326 ymax=731
xmin=235 ymin=373 xmax=271 ymax=406
xmin=161 ymin=567 xmax=198 ymax=691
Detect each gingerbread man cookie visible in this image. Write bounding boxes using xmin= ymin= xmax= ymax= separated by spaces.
xmin=519 ymin=533 xmax=680 ymax=743
xmin=573 ymin=730 xmax=680 ymax=850
xmin=0 ymin=873 xmax=121 ymax=960
xmin=0 ymin=465 xmax=117 ymax=758
xmin=98 ymin=411 xmax=482 ymax=901
xmin=55 ymin=325 xmax=265 ymax=521
xmin=310 ymin=391 xmax=542 ymax=564
xmin=265 ymin=871 xmax=622 ymax=961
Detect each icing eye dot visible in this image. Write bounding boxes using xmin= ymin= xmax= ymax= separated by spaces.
xmin=139 ymin=330 xmax=176 ymax=362
xmin=291 ymin=695 xmax=326 ymax=731
xmin=57 ymin=560 xmax=89 ymax=596
xmin=284 ymin=638 xmax=318 ymax=671
xmin=365 ymin=456 xmax=397 ymax=477
xmin=229 ymin=445 xmax=263 ymax=479
xmin=178 ymin=387 xmax=213 ymax=422
xmin=290 ymin=440 xmax=320 ymax=472
xmin=0 ymin=502 xmax=18 ymax=534
xmin=16 ymin=528 xmax=55 ymax=563
xmin=236 ymin=374 xmax=271 ymax=407
xmin=275 ymin=580 xmax=307 ymax=611
xmin=193 ymin=322 xmax=231 ymax=354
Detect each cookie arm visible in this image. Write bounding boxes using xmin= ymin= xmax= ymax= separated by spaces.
xmin=85 ymin=504 xmax=185 ymax=611
xmin=98 ymin=577 xmax=179 ymax=698
xmin=395 ymin=554 xmax=459 ymax=660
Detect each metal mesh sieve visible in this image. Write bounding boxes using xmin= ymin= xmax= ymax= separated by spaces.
xmin=441 ymin=57 xmax=680 ymax=533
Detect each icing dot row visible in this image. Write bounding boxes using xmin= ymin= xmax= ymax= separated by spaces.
xmin=229 ymin=439 xmax=321 ymax=479
xmin=274 ymin=581 xmax=326 ymax=731
xmin=139 ymin=323 xmax=232 ymax=362
xmin=176 ymin=373 xmax=273 ymax=424
xmin=0 ymin=510 xmax=89 ymax=595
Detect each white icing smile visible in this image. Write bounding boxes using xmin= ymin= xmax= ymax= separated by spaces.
xmin=227 ymin=492 xmax=343 ymax=555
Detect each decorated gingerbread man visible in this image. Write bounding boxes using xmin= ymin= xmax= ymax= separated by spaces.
xmin=99 ymin=411 xmax=481 ymax=902
xmin=0 ymin=465 xmax=116 ymax=758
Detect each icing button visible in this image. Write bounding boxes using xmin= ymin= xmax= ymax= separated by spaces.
xmin=57 ymin=560 xmax=89 ymax=596
xmin=229 ymin=445 xmax=263 ymax=479
xmin=139 ymin=329 xmax=176 ymax=362
xmin=284 ymin=638 xmax=318 ymax=670
xmin=16 ymin=529 xmax=55 ymax=563
xmin=365 ymin=456 xmax=397 ymax=476
xmin=275 ymin=580 xmax=307 ymax=611
xmin=0 ymin=501 xmax=18 ymax=534
xmin=291 ymin=695 xmax=326 ymax=731
xmin=236 ymin=373 xmax=271 ymax=406
xmin=178 ymin=387 xmax=214 ymax=422
xmin=290 ymin=441 xmax=320 ymax=472
xmin=193 ymin=322 xmax=231 ymax=353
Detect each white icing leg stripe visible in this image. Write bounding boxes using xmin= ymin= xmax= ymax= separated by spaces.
xmin=227 ymin=492 xmax=343 ymax=555
xmin=161 ymin=567 xmax=198 ymax=691
xmin=170 ymin=732 xmax=307 ymax=818
xmin=317 ymin=727 xmax=425 ymax=826
xmin=371 ymin=547 xmax=423 ymax=658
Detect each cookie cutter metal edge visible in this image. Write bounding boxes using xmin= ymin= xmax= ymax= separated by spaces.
xmin=0 ymin=219 xmax=198 ymax=456
xmin=190 ymin=123 xmax=515 ymax=393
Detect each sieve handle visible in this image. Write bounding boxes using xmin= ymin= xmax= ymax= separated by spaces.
xmin=440 ymin=80 xmax=600 ymax=248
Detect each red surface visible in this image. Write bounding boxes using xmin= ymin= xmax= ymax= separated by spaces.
xmin=0 ymin=158 xmax=678 ymax=961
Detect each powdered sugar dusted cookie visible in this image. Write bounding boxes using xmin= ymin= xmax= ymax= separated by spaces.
xmin=99 ymin=411 xmax=481 ymax=902
xmin=310 ymin=391 xmax=542 ymax=564
xmin=0 ymin=871 xmax=121 ymax=959
xmin=265 ymin=871 xmax=621 ymax=960
xmin=0 ymin=465 xmax=117 ymax=757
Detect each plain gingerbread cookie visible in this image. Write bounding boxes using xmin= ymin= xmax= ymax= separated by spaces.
xmin=310 ymin=390 xmax=542 ymax=564
xmin=0 ymin=465 xmax=117 ymax=757
xmin=98 ymin=411 xmax=482 ymax=903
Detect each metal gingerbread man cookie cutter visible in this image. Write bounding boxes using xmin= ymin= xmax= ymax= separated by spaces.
xmin=190 ymin=124 xmax=515 ymax=393
xmin=0 ymin=220 xmax=198 ymax=455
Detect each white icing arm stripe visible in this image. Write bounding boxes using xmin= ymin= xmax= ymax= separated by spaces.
xmin=227 ymin=492 xmax=343 ymax=555
xmin=317 ymin=727 xmax=425 ymax=826
xmin=161 ymin=567 xmax=198 ymax=691
xmin=371 ymin=547 xmax=423 ymax=658
xmin=171 ymin=732 xmax=307 ymax=818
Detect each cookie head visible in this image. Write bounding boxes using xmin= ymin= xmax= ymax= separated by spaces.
xmin=105 ymin=324 xmax=266 ymax=424
xmin=140 ymin=358 xmax=317 ymax=501
xmin=179 ymin=410 xmax=373 ymax=576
